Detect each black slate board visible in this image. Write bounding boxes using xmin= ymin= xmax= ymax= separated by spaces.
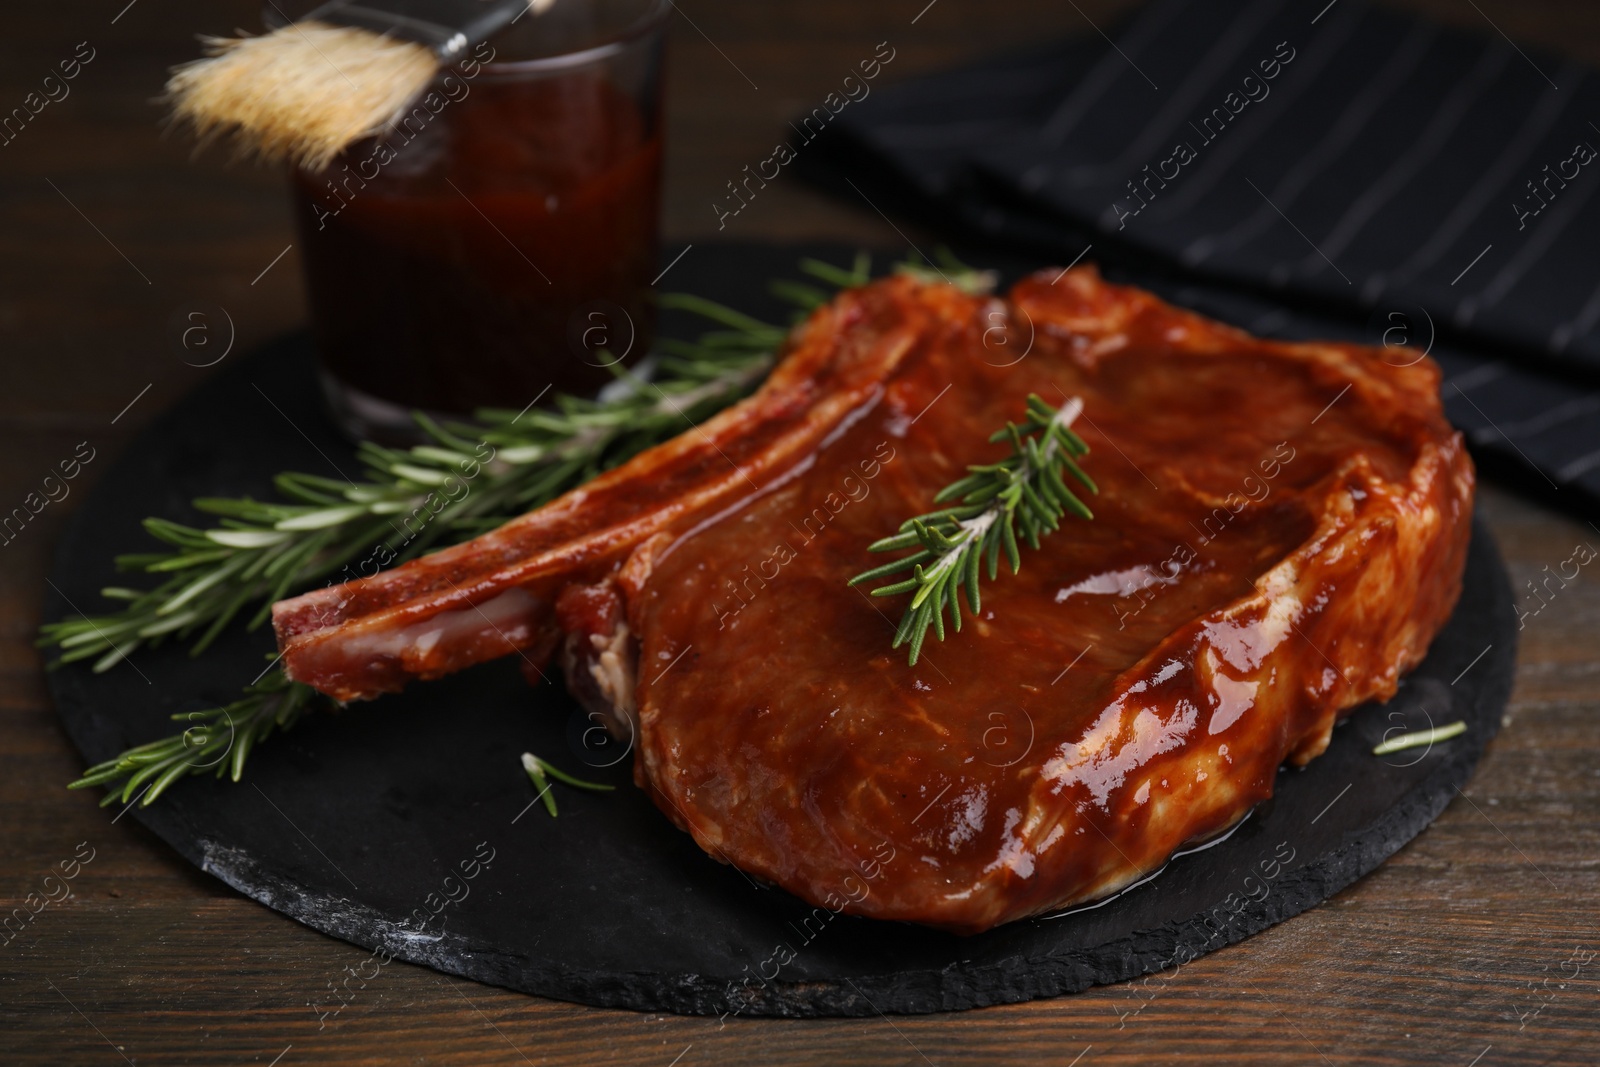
xmin=44 ymin=244 xmax=1517 ymax=1017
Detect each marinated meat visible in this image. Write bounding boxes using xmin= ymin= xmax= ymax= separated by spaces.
xmin=273 ymin=267 xmax=1472 ymax=933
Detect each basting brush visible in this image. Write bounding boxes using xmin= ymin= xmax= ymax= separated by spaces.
xmin=167 ymin=0 xmax=554 ymax=171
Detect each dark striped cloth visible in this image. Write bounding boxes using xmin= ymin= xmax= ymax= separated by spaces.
xmin=798 ymin=0 xmax=1600 ymax=522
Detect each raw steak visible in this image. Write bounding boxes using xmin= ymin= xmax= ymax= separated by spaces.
xmin=273 ymin=267 xmax=1472 ymax=933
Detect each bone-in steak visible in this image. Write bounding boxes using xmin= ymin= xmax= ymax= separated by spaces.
xmin=273 ymin=268 xmax=1472 ymax=933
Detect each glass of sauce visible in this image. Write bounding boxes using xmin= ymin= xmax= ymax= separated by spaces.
xmin=286 ymin=0 xmax=669 ymax=440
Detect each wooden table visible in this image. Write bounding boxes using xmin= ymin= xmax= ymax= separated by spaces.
xmin=4 ymin=1 xmax=1598 ymax=1063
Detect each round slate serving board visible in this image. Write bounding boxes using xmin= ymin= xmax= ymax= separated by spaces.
xmin=44 ymin=246 xmax=1517 ymax=1017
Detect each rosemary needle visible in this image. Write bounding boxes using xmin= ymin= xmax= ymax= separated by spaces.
xmin=1372 ymin=720 xmax=1466 ymax=756
xmin=522 ymin=752 xmax=558 ymax=818
xmin=521 ymin=751 xmax=614 ymax=818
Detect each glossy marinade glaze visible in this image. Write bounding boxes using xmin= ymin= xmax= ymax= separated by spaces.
xmin=273 ymin=268 xmax=1471 ymax=933
xmin=613 ymin=268 xmax=1472 ymax=933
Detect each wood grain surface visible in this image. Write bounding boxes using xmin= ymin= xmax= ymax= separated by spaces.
xmin=3 ymin=1 xmax=1598 ymax=1063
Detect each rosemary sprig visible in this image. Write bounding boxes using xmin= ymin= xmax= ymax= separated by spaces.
xmin=849 ymin=394 xmax=1096 ymax=665
xmin=39 ymin=307 xmax=784 ymax=672
xmin=67 ymin=668 xmax=313 ymax=807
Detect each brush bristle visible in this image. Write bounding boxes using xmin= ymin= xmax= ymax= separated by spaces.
xmin=167 ymin=21 xmax=440 ymax=172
